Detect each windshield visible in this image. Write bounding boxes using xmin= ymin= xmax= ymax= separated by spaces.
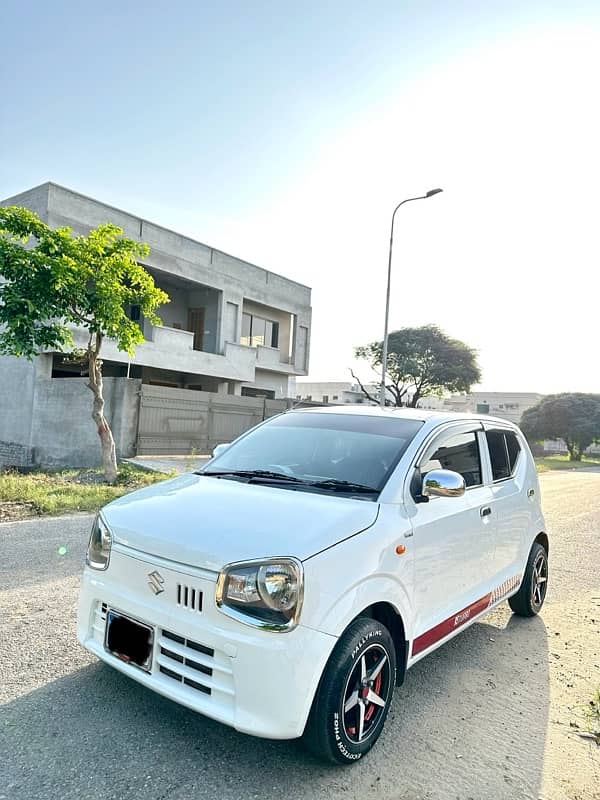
xmin=204 ymin=412 xmax=423 ymax=495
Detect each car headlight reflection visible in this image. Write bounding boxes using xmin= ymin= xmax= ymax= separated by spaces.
xmin=86 ymin=514 xmax=112 ymax=570
xmin=216 ymin=558 xmax=303 ymax=631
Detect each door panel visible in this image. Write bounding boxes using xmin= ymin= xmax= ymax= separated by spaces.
xmin=410 ymin=486 xmax=495 ymax=643
xmin=188 ymin=308 xmax=205 ymax=351
xmin=408 ymin=426 xmax=496 ymax=648
xmin=484 ymin=428 xmax=532 ymax=581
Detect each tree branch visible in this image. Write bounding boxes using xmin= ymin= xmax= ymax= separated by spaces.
xmin=350 ymin=369 xmax=380 ymax=404
xmin=68 ymin=306 xmax=94 ymax=326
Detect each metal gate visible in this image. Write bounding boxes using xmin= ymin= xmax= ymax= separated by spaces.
xmin=136 ymin=385 xmax=289 ymax=455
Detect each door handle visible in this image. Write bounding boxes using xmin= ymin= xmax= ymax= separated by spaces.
xmin=480 ymin=506 xmax=492 ymax=518
xmin=528 ymin=488 xmax=535 ymax=498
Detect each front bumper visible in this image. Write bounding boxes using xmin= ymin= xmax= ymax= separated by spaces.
xmin=77 ymin=545 xmax=336 ymax=739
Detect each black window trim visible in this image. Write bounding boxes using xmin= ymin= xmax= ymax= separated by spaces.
xmin=409 ymin=421 xmax=486 ymax=495
xmin=484 ymin=427 xmax=522 ymax=484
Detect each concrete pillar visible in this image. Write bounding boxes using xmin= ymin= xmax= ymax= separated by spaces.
xmin=35 ymin=353 xmax=53 ymax=379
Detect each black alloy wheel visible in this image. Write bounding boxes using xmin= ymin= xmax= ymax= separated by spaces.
xmin=303 ymin=617 xmax=396 ymax=764
xmin=509 ymin=541 xmax=548 ymax=617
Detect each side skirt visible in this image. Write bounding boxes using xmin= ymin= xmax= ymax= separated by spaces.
xmin=407 ymin=574 xmax=522 ymax=667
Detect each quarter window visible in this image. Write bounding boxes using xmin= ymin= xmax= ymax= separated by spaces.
xmin=506 ymin=432 xmax=521 ymax=471
xmin=427 ymin=431 xmax=482 ymax=487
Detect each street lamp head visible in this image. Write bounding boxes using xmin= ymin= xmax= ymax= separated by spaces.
xmin=425 ymin=188 xmax=443 ymax=198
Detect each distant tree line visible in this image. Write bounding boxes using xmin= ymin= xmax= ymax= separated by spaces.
xmin=520 ymin=393 xmax=600 ymax=461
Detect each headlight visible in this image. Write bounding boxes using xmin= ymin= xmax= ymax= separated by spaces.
xmin=86 ymin=514 xmax=112 ymax=570
xmin=215 ymin=558 xmax=303 ymax=631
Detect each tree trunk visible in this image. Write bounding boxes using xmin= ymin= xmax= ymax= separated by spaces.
xmin=87 ymin=333 xmax=118 ymax=483
xmin=564 ymin=439 xmax=580 ymax=462
xmin=409 ymin=380 xmax=427 ymax=408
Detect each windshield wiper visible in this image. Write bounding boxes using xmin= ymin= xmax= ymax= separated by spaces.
xmin=199 ymin=470 xmax=378 ymax=494
xmin=199 ymin=469 xmax=307 ymax=483
xmin=306 ymin=479 xmax=379 ymax=494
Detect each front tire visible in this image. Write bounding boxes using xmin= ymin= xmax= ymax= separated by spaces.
xmin=509 ymin=541 xmax=548 ymax=617
xmin=302 ymin=617 xmax=396 ymax=764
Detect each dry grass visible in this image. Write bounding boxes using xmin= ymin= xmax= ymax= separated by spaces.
xmin=0 ymin=463 xmax=174 ymax=521
xmin=535 ymin=454 xmax=600 ymax=473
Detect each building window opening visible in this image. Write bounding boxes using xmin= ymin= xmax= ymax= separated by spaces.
xmin=241 ymin=313 xmax=279 ymax=348
xmin=241 ymin=386 xmax=276 ymax=399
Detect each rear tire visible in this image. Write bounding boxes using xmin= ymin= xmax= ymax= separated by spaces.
xmin=509 ymin=542 xmax=548 ymax=617
xmin=302 ymin=617 xmax=396 ymax=764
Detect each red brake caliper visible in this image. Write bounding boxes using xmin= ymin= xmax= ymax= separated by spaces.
xmin=364 ymin=669 xmax=382 ymax=721
xmin=347 ymin=655 xmax=384 ymax=735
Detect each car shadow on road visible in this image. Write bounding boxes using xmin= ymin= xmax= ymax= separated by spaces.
xmin=2 ymin=607 xmax=549 ymax=800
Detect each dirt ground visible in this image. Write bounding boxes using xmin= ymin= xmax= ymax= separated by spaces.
xmin=1 ymin=469 xmax=599 ymax=800
xmin=519 ymin=469 xmax=600 ymax=799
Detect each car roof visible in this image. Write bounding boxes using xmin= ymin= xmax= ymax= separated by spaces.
xmin=289 ymin=404 xmax=519 ymax=429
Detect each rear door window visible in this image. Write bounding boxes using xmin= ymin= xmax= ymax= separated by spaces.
xmin=485 ymin=430 xmax=521 ymax=481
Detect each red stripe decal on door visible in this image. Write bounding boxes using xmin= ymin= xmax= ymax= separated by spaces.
xmin=411 ymin=592 xmax=492 ymax=656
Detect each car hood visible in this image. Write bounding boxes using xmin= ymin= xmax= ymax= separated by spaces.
xmin=102 ymin=473 xmax=379 ymax=572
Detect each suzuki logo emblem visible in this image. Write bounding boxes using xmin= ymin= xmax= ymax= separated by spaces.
xmin=147 ymin=570 xmax=165 ymax=595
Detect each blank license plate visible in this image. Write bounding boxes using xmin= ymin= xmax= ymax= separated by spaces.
xmin=105 ymin=610 xmax=154 ymax=672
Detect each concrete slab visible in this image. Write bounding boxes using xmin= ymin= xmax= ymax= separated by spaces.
xmin=125 ymin=455 xmax=211 ymax=475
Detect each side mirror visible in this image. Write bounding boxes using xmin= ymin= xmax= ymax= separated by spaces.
xmin=212 ymin=442 xmax=231 ymax=459
xmin=422 ymin=469 xmax=466 ymax=498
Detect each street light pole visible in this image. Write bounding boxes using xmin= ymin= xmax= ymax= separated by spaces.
xmin=379 ymin=188 xmax=443 ymax=407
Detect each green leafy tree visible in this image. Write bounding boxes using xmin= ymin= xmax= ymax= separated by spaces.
xmin=520 ymin=393 xmax=600 ymax=461
xmin=353 ymin=324 xmax=481 ymax=406
xmin=0 ymin=206 xmax=169 ymax=482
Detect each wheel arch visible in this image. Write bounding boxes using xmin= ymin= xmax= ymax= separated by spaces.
xmin=535 ymin=531 xmax=549 ymax=554
xmin=353 ymin=602 xmax=408 ymax=686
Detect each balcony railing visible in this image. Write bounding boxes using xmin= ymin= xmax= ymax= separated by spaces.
xmin=149 ymin=324 xmax=196 ymax=350
xmin=67 ymin=324 xmax=306 ymax=379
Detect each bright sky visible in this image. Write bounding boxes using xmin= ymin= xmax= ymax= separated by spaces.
xmin=2 ymin=1 xmax=599 ymax=394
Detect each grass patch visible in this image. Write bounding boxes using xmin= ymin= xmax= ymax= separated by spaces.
xmin=571 ymin=687 xmax=600 ymax=745
xmin=535 ymin=454 xmax=600 ymax=473
xmin=0 ymin=463 xmax=175 ymax=521
xmin=583 ymin=687 xmax=600 ymax=745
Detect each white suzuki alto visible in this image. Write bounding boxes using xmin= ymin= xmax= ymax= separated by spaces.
xmin=78 ymin=407 xmax=548 ymax=763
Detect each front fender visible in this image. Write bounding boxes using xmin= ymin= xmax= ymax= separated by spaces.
xmin=301 ymin=509 xmax=414 ymax=642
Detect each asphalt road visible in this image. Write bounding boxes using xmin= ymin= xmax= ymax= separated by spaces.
xmin=1 ymin=471 xmax=599 ymax=800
